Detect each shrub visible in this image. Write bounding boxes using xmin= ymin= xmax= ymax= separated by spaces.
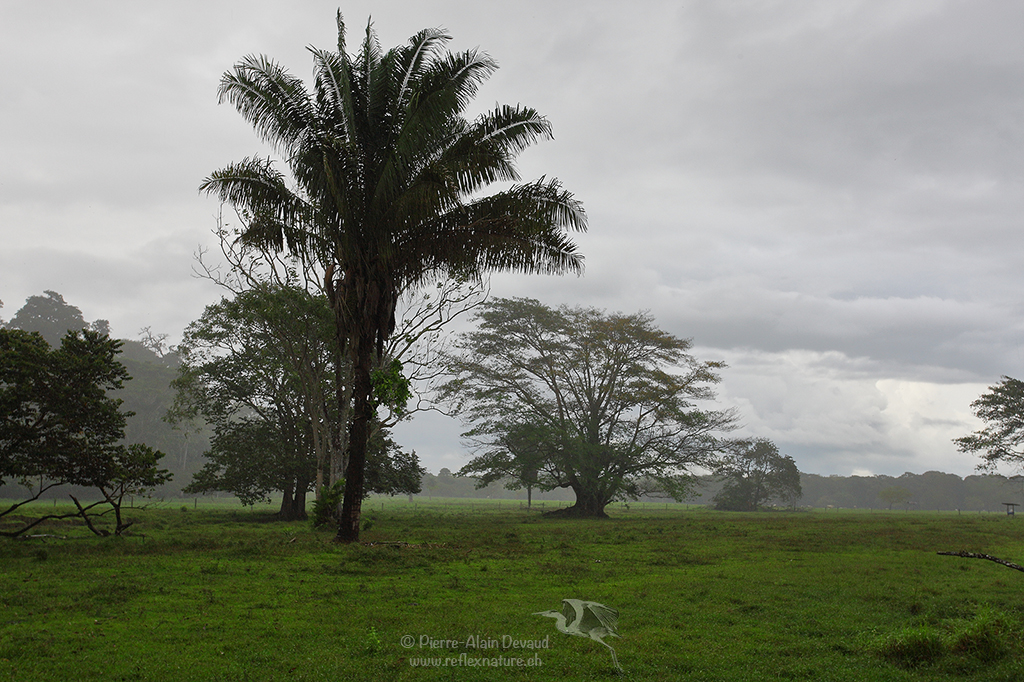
xmin=312 ymin=480 xmax=344 ymax=528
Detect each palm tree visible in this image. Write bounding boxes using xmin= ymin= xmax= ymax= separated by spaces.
xmin=200 ymin=12 xmax=586 ymax=542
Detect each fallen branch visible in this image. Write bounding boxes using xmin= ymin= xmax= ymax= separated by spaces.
xmin=1 ymin=511 xmax=83 ymax=538
xmin=937 ymin=550 xmax=1024 ymax=573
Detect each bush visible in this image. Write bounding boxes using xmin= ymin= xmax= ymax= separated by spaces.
xmin=311 ymin=480 xmax=344 ymax=528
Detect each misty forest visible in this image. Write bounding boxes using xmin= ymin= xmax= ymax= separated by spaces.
xmin=4 ymin=11 xmax=1024 ymax=682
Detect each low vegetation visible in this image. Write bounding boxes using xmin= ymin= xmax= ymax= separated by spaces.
xmin=2 ymin=501 xmax=1023 ymax=680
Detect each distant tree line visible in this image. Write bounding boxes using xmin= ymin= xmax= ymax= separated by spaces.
xmin=413 ymin=468 xmax=1022 ymax=513
xmin=14 ymin=289 xmax=1015 ymax=525
xmin=680 ymin=471 xmax=1022 ymax=512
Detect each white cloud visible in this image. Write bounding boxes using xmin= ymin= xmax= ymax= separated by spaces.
xmin=710 ymin=348 xmax=988 ymax=476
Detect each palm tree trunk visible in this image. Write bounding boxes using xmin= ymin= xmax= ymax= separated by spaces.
xmin=336 ymin=331 xmax=374 ymax=543
xmin=329 ymin=338 xmax=351 ymax=488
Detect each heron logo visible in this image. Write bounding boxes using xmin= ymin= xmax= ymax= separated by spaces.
xmin=534 ymin=599 xmax=623 ymax=671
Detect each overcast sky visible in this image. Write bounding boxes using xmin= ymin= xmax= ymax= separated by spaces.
xmin=2 ymin=1 xmax=1021 ymax=477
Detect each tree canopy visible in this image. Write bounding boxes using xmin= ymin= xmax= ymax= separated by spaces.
xmin=202 ymin=12 xmax=586 ymax=541
xmin=1 ymin=328 xmax=130 ymax=492
xmin=954 ymin=376 xmax=1024 ymax=473
xmin=171 ymin=284 xmax=337 ymax=520
xmin=439 ymin=297 xmax=734 ymax=517
xmin=4 ymin=290 xmax=109 ymax=346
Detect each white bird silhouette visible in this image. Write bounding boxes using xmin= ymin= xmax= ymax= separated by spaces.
xmin=534 ymin=599 xmax=622 ymax=671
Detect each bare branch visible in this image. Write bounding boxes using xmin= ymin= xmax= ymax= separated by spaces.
xmin=937 ymin=550 xmax=1024 ymax=573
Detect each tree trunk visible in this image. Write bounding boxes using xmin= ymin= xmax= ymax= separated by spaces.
xmin=336 ymin=332 xmax=374 ymax=543
xmin=544 ymin=486 xmax=610 ymax=518
xmin=280 ymin=478 xmax=295 ymax=519
xmin=324 ymin=268 xmax=351 ymax=507
xmin=292 ymin=472 xmax=309 ymax=521
xmin=330 ymin=339 xmax=351 ymax=486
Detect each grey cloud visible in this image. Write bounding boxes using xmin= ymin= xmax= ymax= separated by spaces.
xmin=2 ymin=0 xmax=1021 ymax=477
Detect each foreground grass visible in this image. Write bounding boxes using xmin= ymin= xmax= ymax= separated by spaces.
xmin=2 ymin=504 xmax=1023 ymax=681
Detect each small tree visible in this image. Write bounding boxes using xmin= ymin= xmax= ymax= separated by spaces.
xmin=363 ymin=428 xmax=425 ymax=498
xmin=1 ymin=328 xmax=168 ymax=537
xmin=1 ymin=329 xmax=129 ymax=497
xmin=955 ymin=376 xmax=1024 ymax=472
xmin=72 ymin=444 xmax=171 ymax=536
xmin=713 ymin=438 xmax=801 ymax=511
xmin=458 ymin=421 xmax=549 ymax=507
xmin=440 ymin=298 xmax=734 ymax=518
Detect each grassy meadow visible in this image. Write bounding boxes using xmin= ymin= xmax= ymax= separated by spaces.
xmin=2 ymin=499 xmax=1023 ymax=681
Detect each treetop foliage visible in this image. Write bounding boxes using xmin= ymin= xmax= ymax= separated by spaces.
xmin=1 ymin=328 xmax=131 ymax=490
xmin=4 ymin=290 xmax=109 ymax=346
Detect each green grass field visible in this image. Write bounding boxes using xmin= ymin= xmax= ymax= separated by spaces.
xmin=2 ymin=501 xmax=1023 ymax=681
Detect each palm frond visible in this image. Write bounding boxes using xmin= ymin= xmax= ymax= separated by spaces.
xmin=200 ymin=157 xmax=305 ymax=216
xmin=357 ymin=18 xmax=385 ymax=121
xmin=369 ymin=49 xmax=498 ymax=219
xmin=291 ymin=134 xmax=363 ymax=222
xmin=428 ymin=48 xmax=498 ymax=112
xmin=218 ymin=55 xmax=314 ymax=153
xmin=199 ymin=157 xmax=318 ymax=255
xmin=396 ymin=27 xmax=452 ymax=108
xmin=475 ymin=104 xmax=553 ymax=155
xmin=310 ymin=47 xmax=356 ymax=140
xmin=335 ymin=10 xmax=347 ymax=54
xmin=429 ymin=105 xmax=556 ymax=197
xmin=391 ymin=178 xmax=586 ymax=286
xmin=477 ymin=177 xmax=588 ymax=236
